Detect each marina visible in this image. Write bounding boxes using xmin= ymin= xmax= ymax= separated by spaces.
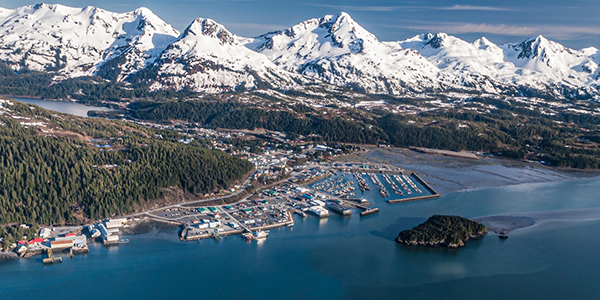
xmin=3 ymin=177 xmax=600 ymax=300
xmin=2 ymin=162 xmax=440 ymax=264
xmin=162 ymin=166 xmax=441 ymax=244
xmin=151 ymin=165 xmax=440 ymax=243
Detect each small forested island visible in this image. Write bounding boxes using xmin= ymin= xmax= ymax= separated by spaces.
xmin=396 ymin=215 xmax=487 ymax=248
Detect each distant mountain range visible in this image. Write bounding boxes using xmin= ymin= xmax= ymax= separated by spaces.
xmin=0 ymin=4 xmax=598 ymax=99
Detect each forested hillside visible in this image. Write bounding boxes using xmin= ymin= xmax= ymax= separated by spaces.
xmin=129 ymin=100 xmax=384 ymax=144
xmin=127 ymin=98 xmax=600 ymax=169
xmin=0 ymin=100 xmax=253 ymax=225
xmin=0 ymin=62 xmax=193 ymax=105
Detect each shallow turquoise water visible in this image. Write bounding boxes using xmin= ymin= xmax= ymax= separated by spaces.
xmin=2 ymin=178 xmax=600 ymax=299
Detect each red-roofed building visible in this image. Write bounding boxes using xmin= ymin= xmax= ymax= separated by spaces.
xmin=50 ymin=240 xmax=73 ymax=249
xmin=29 ymin=238 xmax=45 ymax=244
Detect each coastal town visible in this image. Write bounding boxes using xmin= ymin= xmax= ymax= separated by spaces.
xmin=0 ymin=140 xmax=441 ymax=262
xmin=0 ymin=97 xmax=451 ymax=263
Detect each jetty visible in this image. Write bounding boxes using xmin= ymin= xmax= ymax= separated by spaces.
xmin=386 ymin=173 xmax=441 ymax=204
xmin=360 ymin=207 xmax=380 ymax=216
xmin=346 ymin=202 xmax=379 ymax=216
xmin=42 ymin=249 xmax=62 ymax=265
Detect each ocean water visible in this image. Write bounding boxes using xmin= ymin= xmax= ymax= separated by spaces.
xmin=9 ymin=97 xmax=115 ymax=117
xmin=2 ymin=178 xmax=600 ymax=299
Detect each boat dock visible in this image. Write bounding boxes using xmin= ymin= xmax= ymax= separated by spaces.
xmin=42 ymin=249 xmax=62 ymax=265
xmin=360 ymin=207 xmax=380 ymax=216
xmin=346 ymin=202 xmax=380 ymax=216
xmin=386 ymin=173 xmax=441 ymax=204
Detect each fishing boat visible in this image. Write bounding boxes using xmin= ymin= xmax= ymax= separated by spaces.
xmin=243 ymin=230 xmax=270 ymax=241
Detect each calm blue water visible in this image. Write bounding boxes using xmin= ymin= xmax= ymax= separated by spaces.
xmin=10 ymin=97 xmax=115 ymax=117
xmin=2 ymin=178 xmax=600 ymax=299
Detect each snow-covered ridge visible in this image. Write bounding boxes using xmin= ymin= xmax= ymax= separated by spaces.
xmin=147 ymin=17 xmax=306 ymax=93
xmin=0 ymin=3 xmax=180 ymax=79
xmin=244 ymin=12 xmax=440 ymax=95
xmin=249 ymin=13 xmax=599 ymax=97
xmin=0 ymin=4 xmax=598 ymax=98
xmin=398 ymin=33 xmax=599 ymax=97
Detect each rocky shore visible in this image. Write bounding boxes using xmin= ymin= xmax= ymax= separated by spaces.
xmin=396 ymin=232 xmax=487 ymax=248
xmin=0 ymin=251 xmax=18 ymax=260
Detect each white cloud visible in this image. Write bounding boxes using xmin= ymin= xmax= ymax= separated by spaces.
xmin=400 ymin=23 xmax=538 ymax=36
xmin=223 ymin=22 xmax=286 ymax=32
xmin=540 ymin=25 xmax=600 ymax=40
xmin=394 ymin=22 xmax=600 ymax=42
xmin=443 ymin=5 xmax=512 ymax=11
xmin=306 ymin=4 xmax=404 ymax=12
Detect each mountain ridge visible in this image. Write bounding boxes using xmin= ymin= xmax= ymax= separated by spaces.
xmin=0 ymin=4 xmax=598 ymax=99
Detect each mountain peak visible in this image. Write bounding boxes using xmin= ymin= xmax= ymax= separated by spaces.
xmin=472 ymin=36 xmax=495 ymax=49
xmin=320 ymin=11 xmax=361 ymax=33
xmin=514 ymin=34 xmax=564 ymax=60
xmin=133 ymin=6 xmax=153 ymax=15
xmin=183 ymin=18 xmax=234 ymax=45
xmin=424 ymin=33 xmax=448 ymax=49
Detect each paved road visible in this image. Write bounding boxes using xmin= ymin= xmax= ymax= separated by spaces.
xmin=124 ymin=172 xmax=296 ymax=220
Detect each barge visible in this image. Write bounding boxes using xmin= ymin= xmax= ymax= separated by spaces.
xmin=326 ymin=201 xmax=352 ymax=216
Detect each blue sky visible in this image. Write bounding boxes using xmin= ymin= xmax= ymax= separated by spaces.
xmin=1 ymin=0 xmax=599 ymax=48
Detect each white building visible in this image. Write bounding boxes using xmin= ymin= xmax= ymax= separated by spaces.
xmin=38 ymin=228 xmax=52 ymax=239
xmin=105 ymin=218 xmax=126 ymax=229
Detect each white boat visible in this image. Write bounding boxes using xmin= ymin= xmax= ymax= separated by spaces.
xmin=243 ymin=230 xmax=270 ymax=241
xmin=90 ymin=229 xmax=101 ymax=239
xmin=253 ymin=230 xmax=269 ymax=239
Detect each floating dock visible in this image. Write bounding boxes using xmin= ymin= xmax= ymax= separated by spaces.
xmin=386 ymin=173 xmax=441 ymax=204
xmin=360 ymin=207 xmax=380 ymax=216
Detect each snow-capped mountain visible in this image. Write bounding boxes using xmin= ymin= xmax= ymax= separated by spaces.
xmin=245 ymin=12 xmax=441 ymax=95
xmin=145 ymin=18 xmax=304 ymax=93
xmin=0 ymin=4 xmax=598 ymax=98
xmin=399 ymin=33 xmax=600 ymax=98
xmin=0 ymin=3 xmax=180 ymax=79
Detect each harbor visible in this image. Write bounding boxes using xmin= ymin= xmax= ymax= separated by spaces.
xmin=4 ymin=176 xmax=600 ymax=300
xmin=158 ymin=164 xmax=440 ymax=243
xmin=1 ymin=162 xmax=441 ymax=260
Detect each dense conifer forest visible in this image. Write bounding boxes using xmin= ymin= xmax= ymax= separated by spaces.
xmin=127 ymin=99 xmax=600 ymax=169
xmin=0 ymin=101 xmax=253 ymax=226
xmin=396 ymin=215 xmax=487 ymax=247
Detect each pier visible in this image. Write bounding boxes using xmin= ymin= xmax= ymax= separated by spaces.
xmin=345 ymin=202 xmax=380 ymax=216
xmin=42 ymin=249 xmax=62 ymax=265
xmin=360 ymin=208 xmax=380 ymax=216
xmin=326 ymin=201 xmax=352 ymax=216
xmin=386 ymin=173 xmax=441 ymax=204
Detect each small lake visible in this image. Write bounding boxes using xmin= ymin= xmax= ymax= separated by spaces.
xmin=9 ymin=97 xmax=116 ymax=117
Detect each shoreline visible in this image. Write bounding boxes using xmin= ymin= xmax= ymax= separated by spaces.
xmin=7 ymin=150 xmax=598 ymax=232
xmin=361 ymin=147 xmax=599 ymax=195
xmin=473 ymin=207 xmax=600 ymax=236
xmin=3 ymin=151 xmax=599 ymax=261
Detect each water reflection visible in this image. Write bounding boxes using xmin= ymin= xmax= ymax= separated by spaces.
xmin=10 ymin=97 xmax=116 ymax=117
